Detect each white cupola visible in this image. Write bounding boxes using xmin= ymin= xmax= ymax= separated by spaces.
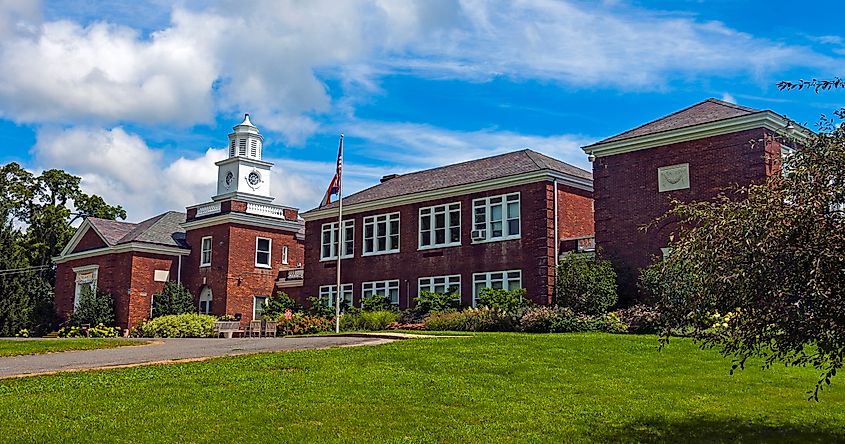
xmin=227 ymin=113 xmax=264 ymax=160
xmin=213 ymin=114 xmax=274 ymax=204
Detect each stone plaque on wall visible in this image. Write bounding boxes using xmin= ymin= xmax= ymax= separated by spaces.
xmin=153 ymin=270 xmax=170 ymax=282
xmin=657 ymin=163 xmax=690 ymax=192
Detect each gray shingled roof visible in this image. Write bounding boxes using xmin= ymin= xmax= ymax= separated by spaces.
xmin=88 ymin=211 xmax=188 ymax=249
xmin=586 ymin=98 xmax=762 ymax=147
xmin=309 ymin=149 xmax=591 ymax=212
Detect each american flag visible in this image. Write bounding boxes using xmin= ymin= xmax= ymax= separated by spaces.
xmin=320 ymin=135 xmax=344 ymax=207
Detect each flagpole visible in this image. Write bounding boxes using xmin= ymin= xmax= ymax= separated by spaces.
xmin=334 ymin=134 xmax=344 ymax=334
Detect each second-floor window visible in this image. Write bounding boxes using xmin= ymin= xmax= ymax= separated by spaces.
xmin=200 ymin=236 xmax=212 ymax=267
xmin=255 ymin=237 xmax=271 ymax=268
xmin=321 ymin=220 xmax=354 ymax=260
xmin=419 ymin=202 xmax=460 ymax=249
xmin=473 ymin=193 xmax=520 ymax=242
xmin=363 ymin=213 xmax=400 ymax=255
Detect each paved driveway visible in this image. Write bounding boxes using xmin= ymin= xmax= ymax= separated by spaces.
xmin=0 ymin=336 xmax=391 ymax=379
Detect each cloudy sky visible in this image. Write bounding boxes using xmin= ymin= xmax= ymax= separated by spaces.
xmin=0 ymin=0 xmax=843 ymax=220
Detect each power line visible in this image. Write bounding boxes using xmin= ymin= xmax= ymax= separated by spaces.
xmin=0 ymin=264 xmax=52 ymax=276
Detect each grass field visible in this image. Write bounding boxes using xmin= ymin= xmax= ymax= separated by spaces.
xmin=0 ymin=333 xmax=842 ymax=443
xmin=0 ymin=339 xmax=145 ymax=357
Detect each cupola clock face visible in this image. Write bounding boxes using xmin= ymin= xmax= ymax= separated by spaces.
xmin=224 ymin=171 xmax=234 ymax=189
xmin=247 ymin=170 xmax=262 ymax=190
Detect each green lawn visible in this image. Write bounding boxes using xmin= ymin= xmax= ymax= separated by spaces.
xmin=0 ymin=338 xmax=146 ymax=357
xmin=0 ymin=333 xmax=842 ymax=443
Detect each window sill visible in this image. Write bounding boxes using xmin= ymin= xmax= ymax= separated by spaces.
xmin=320 ymin=256 xmax=354 ymax=262
xmin=471 ymin=235 xmax=521 ymax=245
xmin=418 ymin=242 xmax=461 ymax=251
xmin=255 ymin=264 xmax=272 ymax=269
xmin=199 ymin=264 xmax=211 ymax=268
xmin=361 ymin=250 xmax=400 ymax=257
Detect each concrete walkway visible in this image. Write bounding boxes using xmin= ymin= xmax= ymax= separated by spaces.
xmin=0 ymin=336 xmax=392 ymax=379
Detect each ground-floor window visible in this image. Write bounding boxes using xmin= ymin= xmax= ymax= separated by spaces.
xmin=253 ymin=296 xmax=268 ymax=320
xmin=73 ymin=265 xmax=99 ymax=309
xmin=362 ymin=280 xmax=400 ymax=306
xmin=199 ymin=287 xmax=213 ymax=315
xmin=472 ymin=270 xmax=522 ymax=306
xmin=319 ymin=284 xmax=353 ymax=308
xmin=418 ymin=275 xmax=461 ymax=298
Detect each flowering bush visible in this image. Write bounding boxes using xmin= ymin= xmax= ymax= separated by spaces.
xmin=15 ymin=329 xmax=29 ymax=338
xmin=281 ymin=313 xmax=334 ymax=335
xmin=616 ymin=305 xmax=663 ymax=334
xmin=131 ymin=314 xmax=216 ymax=338
xmin=58 ymin=323 xmax=120 ymax=338
xmin=424 ymin=307 xmax=516 ymax=332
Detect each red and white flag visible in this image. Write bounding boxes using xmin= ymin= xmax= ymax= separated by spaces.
xmin=320 ymin=135 xmax=344 ymax=207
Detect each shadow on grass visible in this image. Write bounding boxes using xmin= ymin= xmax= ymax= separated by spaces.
xmin=598 ymin=416 xmax=845 ymax=443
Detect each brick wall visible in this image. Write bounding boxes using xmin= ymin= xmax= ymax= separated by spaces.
xmin=593 ymin=128 xmax=784 ymax=304
xmin=55 ymin=252 xmax=133 ymax=329
xmin=302 ymin=180 xmax=592 ymax=308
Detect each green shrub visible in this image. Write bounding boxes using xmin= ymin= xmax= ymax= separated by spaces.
xmin=282 ymin=313 xmax=334 ymax=335
xmin=415 ymin=290 xmax=460 ymax=314
xmin=599 ymin=312 xmax=629 ymax=334
xmin=556 ymin=254 xmax=618 ymax=315
xmin=15 ymin=329 xmax=29 ymax=338
xmin=152 ymin=281 xmax=195 ymax=318
xmin=424 ymin=307 xmax=515 ymax=332
xmin=131 ymin=314 xmax=217 ymax=338
xmin=58 ymin=323 xmax=120 ymax=338
xmin=341 ymin=310 xmax=398 ymax=331
xmin=260 ymin=291 xmax=298 ymax=319
xmin=476 ymin=288 xmax=530 ymax=312
xmin=518 ymin=306 xmax=563 ymax=333
xmin=71 ymin=287 xmax=115 ymax=326
xmin=361 ymin=294 xmax=393 ymax=312
xmin=616 ymin=304 xmax=662 ymax=334
xmin=307 ymin=295 xmax=347 ymax=317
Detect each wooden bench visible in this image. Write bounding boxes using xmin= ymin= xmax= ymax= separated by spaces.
xmin=213 ymin=321 xmax=243 ymax=338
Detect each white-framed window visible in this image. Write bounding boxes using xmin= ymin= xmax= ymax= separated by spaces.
xmin=320 ymin=220 xmax=354 ymax=260
xmin=472 ymin=270 xmax=522 ymax=306
xmin=419 ymin=202 xmax=460 ymax=249
xmin=362 ymin=280 xmax=400 ymax=306
xmin=473 ymin=193 xmax=520 ymax=242
xmin=363 ymin=212 xmax=400 ymax=255
xmin=255 ymin=237 xmax=272 ymax=268
xmin=73 ymin=265 xmax=99 ymax=309
xmin=418 ymin=275 xmax=461 ymax=298
xmin=200 ymin=236 xmax=212 ymax=267
xmin=199 ymin=287 xmax=213 ymax=315
xmin=282 ymin=245 xmax=289 ymax=265
xmin=253 ymin=296 xmax=268 ymax=320
xmin=319 ymin=284 xmax=353 ymax=307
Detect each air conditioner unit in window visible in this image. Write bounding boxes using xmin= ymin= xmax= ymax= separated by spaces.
xmin=471 ymin=229 xmax=487 ymax=241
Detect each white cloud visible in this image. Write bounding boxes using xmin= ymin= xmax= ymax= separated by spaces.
xmin=721 ymin=93 xmax=736 ymax=104
xmin=0 ymin=0 xmax=839 ymax=143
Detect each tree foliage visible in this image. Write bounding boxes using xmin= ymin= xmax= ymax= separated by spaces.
xmin=71 ymin=286 xmax=115 ymax=326
xmin=652 ymin=109 xmax=845 ymax=399
xmin=152 ymin=281 xmax=196 ymax=318
xmin=556 ymin=254 xmax=618 ymax=315
xmin=260 ymin=291 xmax=298 ymax=319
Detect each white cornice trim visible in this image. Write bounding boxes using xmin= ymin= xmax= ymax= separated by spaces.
xmin=54 ymin=242 xmax=190 ymax=264
xmin=215 ymin=156 xmax=274 ymax=168
xmin=302 ymin=170 xmax=593 ymax=221
xmin=582 ymin=111 xmax=814 ymax=158
xmin=181 ymin=211 xmax=304 ymax=232
xmin=60 ymin=220 xmax=95 ymax=257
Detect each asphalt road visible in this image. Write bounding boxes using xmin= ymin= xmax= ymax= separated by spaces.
xmin=0 ymin=336 xmax=391 ymax=378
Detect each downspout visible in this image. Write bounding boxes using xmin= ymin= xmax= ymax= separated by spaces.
xmin=177 ymin=254 xmax=182 ymax=284
xmin=553 ymin=179 xmax=559 ymax=305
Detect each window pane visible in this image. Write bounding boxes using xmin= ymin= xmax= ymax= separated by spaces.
xmin=421 ymin=232 xmax=430 ymax=246
xmin=257 ymin=252 xmax=269 ymax=265
xmin=491 ymin=205 xmax=502 ymax=221
xmin=377 ymin=238 xmax=386 ymax=251
xmin=390 ymin=220 xmax=399 ymax=234
xmin=507 ymin=202 xmax=519 ymax=219
xmin=421 ymin=216 xmax=431 ymax=230
xmin=365 ymin=239 xmax=373 ymax=253
xmin=508 ymin=220 xmax=519 ymax=235
xmin=257 ymin=238 xmax=270 ymax=250
xmin=449 ymin=227 xmax=460 ymax=243
xmin=365 ymin=225 xmax=374 ymax=238
xmin=390 ymin=234 xmax=399 ymax=250
xmin=491 ymin=221 xmax=503 ymax=237
xmin=435 ymin=228 xmax=445 ymax=244
xmin=435 ymin=213 xmax=445 ymax=229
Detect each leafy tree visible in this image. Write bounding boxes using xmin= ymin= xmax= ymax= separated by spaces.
xmin=652 ymin=100 xmax=845 ymax=399
xmin=260 ymin=291 xmax=298 ymax=319
xmin=71 ymin=286 xmax=115 ymax=326
xmin=556 ymin=254 xmax=618 ymax=315
xmin=152 ymin=281 xmax=196 ymax=318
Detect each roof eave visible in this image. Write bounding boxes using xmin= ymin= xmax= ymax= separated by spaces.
xmin=582 ymin=111 xmax=813 ymax=158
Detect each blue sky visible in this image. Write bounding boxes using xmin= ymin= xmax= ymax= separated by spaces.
xmin=0 ymin=0 xmax=843 ymax=219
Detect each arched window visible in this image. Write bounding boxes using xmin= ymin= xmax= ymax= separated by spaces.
xmin=199 ymin=287 xmax=213 ymax=315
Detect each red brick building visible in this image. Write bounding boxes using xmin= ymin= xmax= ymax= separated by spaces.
xmin=300 ymin=149 xmax=594 ymax=308
xmin=54 ymin=115 xmax=305 ymax=330
xmin=582 ymin=98 xmax=808 ymax=303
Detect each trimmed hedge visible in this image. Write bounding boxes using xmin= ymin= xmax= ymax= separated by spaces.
xmin=131 ymin=314 xmax=217 ymax=338
xmin=340 ymin=310 xmax=399 ymax=331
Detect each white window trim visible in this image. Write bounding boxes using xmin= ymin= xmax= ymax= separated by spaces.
xmin=471 ymin=269 xmax=522 ymax=307
xmin=198 ymin=288 xmax=213 ymax=315
xmin=418 ymin=202 xmax=461 ymax=250
xmin=319 ymin=284 xmax=353 ymax=307
xmin=255 ymin=237 xmax=272 ymax=268
xmin=282 ymin=245 xmax=289 ymax=265
xmin=200 ymin=236 xmax=212 ymax=267
xmin=362 ymin=212 xmax=401 ymax=257
xmin=418 ymin=275 xmax=461 ymax=300
xmin=253 ymin=295 xmax=268 ymax=320
xmin=320 ymin=220 xmax=355 ymax=262
xmin=472 ymin=192 xmax=521 ymax=244
xmin=72 ymin=265 xmax=99 ymax=309
xmin=361 ymin=280 xmax=400 ymax=306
